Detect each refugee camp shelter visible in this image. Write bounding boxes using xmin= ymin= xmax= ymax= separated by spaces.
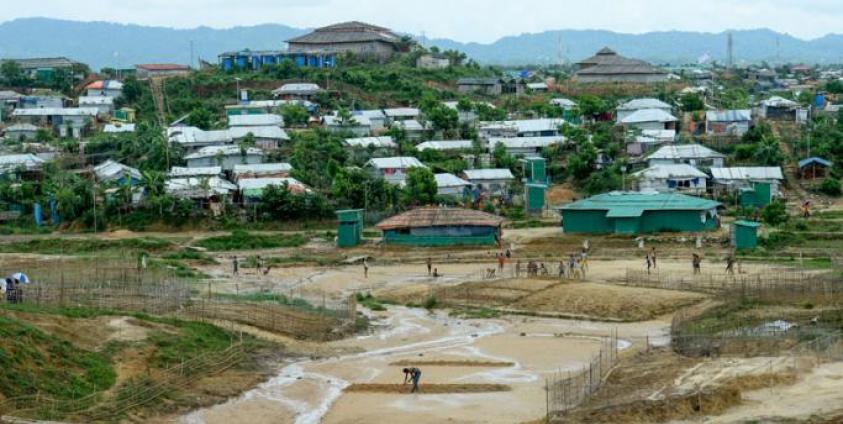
xmin=732 ymin=220 xmax=761 ymax=250
xmin=798 ymin=157 xmax=832 ymax=180
xmin=559 ymin=191 xmax=721 ymax=235
xmin=336 ymin=209 xmax=364 ymax=248
xmin=376 ymin=207 xmax=504 ymax=246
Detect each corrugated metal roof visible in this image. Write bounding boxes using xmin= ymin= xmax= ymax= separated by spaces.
xmin=798 ymin=157 xmax=832 ymax=168
xmin=103 ymin=123 xmax=135 ymax=133
xmin=166 ymin=177 xmax=236 ymax=198
xmin=0 ymin=154 xmax=45 ymax=172
xmin=479 ymin=118 xmax=565 ymax=134
xmin=396 ymin=119 xmax=424 ymax=131
xmin=228 ymin=126 xmax=289 ymax=140
xmin=631 ymin=164 xmax=707 ymax=179
xmin=366 ymin=157 xmax=426 ymax=169
xmin=5 ymin=123 xmax=39 ymax=132
xmin=79 ymin=96 xmax=114 ymax=106
xmin=344 ymin=136 xmax=396 ymax=148
xmin=13 ymin=108 xmax=98 ymax=117
xmin=416 ymin=140 xmax=474 ymax=151
xmin=272 ymin=83 xmax=322 ymax=95
xmin=435 ymin=173 xmax=471 ymax=188
xmin=489 ymin=136 xmax=564 ymax=149
xmin=376 ymin=207 xmax=504 ymax=230
xmin=705 ymin=110 xmax=752 ymax=122
xmin=93 ymin=160 xmax=142 ymax=182
xmin=761 ymin=96 xmax=798 ymax=108
xmin=550 ymin=98 xmax=577 ymax=108
xmin=383 ymin=108 xmax=420 ymax=117
xmin=561 ymin=192 xmax=720 ymax=212
xmin=647 ymin=144 xmax=725 ymax=160
xmin=462 ymin=168 xmax=515 ymax=180
xmin=228 ymin=114 xmax=283 ymax=127
xmin=232 ymin=163 xmax=293 ymax=175
xmin=617 ymin=98 xmax=672 ymax=111
xmin=168 ymin=166 xmax=221 ymax=177
xmin=85 ymin=80 xmax=124 ymax=90
xmin=710 ymin=167 xmax=784 ymax=181
xmin=184 ymin=145 xmax=264 ymax=160
xmin=238 ymin=177 xmax=309 ymax=194
xmin=286 ymin=21 xmax=399 ymax=45
xmin=621 ymin=108 xmax=677 ymax=124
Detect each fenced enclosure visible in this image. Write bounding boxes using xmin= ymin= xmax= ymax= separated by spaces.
xmin=623 ymin=269 xmax=843 ymax=303
xmin=4 ymin=260 xmax=358 ymax=341
xmin=545 ymin=330 xmax=619 ymax=419
xmin=0 ymin=342 xmax=244 ymax=421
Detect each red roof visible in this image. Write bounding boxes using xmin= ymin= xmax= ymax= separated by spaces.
xmin=85 ymin=80 xmax=104 ymax=89
xmin=136 ymin=64 xmax=190 ymax=71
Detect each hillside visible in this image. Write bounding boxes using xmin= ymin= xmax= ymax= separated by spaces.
xmin=2 ymin=18 xmax=843 ymax=69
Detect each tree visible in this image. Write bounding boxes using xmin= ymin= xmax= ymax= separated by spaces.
xmin=761 ymin=201 xmax=789 ymax=226
xmin=289 ymin=130 xmax=348 ymax=190
xmin=280 ymin=103 xmax=310 ymax=127
xmin=402 ymin=167 xmax=437 ymax=206
xmin=0 ymin=61 xmax=29 ymax=87
xmin=120 ymin=76 xmax=143 ymax=104
xmin=576 ymin=95 xmax=611 ymax=118
xmin=679 ymin=93 xmax=704 ymax=112
xmin=752 ymin=135 xmax=785 ymax=166
xmin=426 ymin=104 xmax=459 ymax=132
xmin=187 ymin=106 xmax=214 ymax=130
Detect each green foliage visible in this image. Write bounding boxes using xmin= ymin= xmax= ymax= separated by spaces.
xmin=193 ymin=230 xmax=307 ymax=251
xmin=186 ymin=106 xmax=215 ymax=130
xmin=679 ymin=93 xmax=704 ymax=112
xmin=817 ymin=178 xmax=842 ymax=197
xmin=424 ymin=295 xmax=438 ymax=310
xmin=356 ymin=293 xmax=387 ymax=311
xmin=402 ymin=167 xmax=438 ymax=206
xmin=0 ymin=315 xmax=115 ymax=401
xmin=0 ymin=237 xmax=172 ymax=254
xmin=289 ymin=130 xmax=348 ymax=190
xmin=279 ymin=103 xmax=310 ymax=127
xmin=259 ymin=183 xmax=332 ymax=220
xmin=331 ymin=167 xmax=397 ymax=211
xmin=161 ymin=249 xmax=218 ymax=265
xmin=575 ymin=95 xmax=611 ymax=117
xmin=761 ymin=201 xmax=789 ymax=226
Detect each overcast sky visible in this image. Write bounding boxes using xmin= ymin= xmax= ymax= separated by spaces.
xmin=3 ymin=0 xmax=842 ymax=42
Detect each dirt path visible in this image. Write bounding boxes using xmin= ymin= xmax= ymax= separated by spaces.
xmin=182 ymin=306 xmax=666 ymax=424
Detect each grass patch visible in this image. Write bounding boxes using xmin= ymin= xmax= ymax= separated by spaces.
xmin=193 ymin=230 xmax=307 ymax=251
xmin=213 ymin=292 xmax=341 ymax=315
xmin=0 ymin=237 xmax=172 ymax=255
xmin=0 ymin=315 xmax=116 ymax=402
xmin=452 ymin=307 xmax=501 ymax=319
xmin=356 ymin=292 xmax=387 ymax=311
xmin=161 ymin=249 xmax=218 ymax=265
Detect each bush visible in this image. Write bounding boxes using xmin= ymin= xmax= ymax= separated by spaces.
xmin=424 ymin=296 xmax=438 ymax=310
xmin=194 ymin=230 xmax=307 ymax=251
xmin=817 ymin=178 xmax=842 ymax=197
xmin=761 ymin=201 xmax=789 ymax=226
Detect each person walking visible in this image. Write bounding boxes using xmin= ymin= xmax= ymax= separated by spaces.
xmin=725 ymin=254 xmax=735 ymax=275
xmin=426 ymin=257 xmax=432 ymax=276
xmin=363 ymin=258 xmax=369 ymax=279
xmin=692 ymin=253 xmax=701 ymax=274
xmin=646 ymin=253 xmax=652 ymax=275
xmin=650 ymin=247 xmax=657 ymax=269
xmin=497 ymin=253 xmax=505 ymax=273
xmin=515 ymin=260 xmax=522 ymax=278
xmin=232 ymin=256 xmax=239 ymax=276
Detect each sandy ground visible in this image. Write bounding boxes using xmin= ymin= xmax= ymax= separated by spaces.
xmin=181 ymin=306 xmax=667 ymax=424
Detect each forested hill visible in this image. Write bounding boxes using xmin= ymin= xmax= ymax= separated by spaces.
xmin=1 ymin=18 xmax=842 ymax=69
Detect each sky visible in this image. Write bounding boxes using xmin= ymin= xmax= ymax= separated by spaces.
xmin=2 ymin=0 xmax=843 ymax=43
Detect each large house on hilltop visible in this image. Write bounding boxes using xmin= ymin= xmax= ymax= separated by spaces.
xmin=286 ymin=21 xmax=402 ymax=60
xmin=575 ymin=48 xmax=668 ymax=84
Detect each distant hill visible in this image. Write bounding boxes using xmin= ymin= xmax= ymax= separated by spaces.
xmin=1 ymin=18 xmax=842 ymax=70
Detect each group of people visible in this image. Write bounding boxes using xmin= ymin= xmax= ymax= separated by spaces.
xmin=231 ymin=255 xmax=272 ymax=277
xmin=3 ymin=276 xmax=25 ymax=304
xmin=559 ymin=251 xmax=588 ymax=279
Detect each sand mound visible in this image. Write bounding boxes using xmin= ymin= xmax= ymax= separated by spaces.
xmin=346 ymin=384 xmax=511 ymax=394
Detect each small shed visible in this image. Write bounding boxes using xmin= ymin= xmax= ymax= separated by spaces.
xmin=739 ymin=182 xmax=773 ymax=208
xmin=559 ymin=191 xmax=721 ymax=235
xmin=376 ymin=207 xmax=504 ymax=246
xmin=525 ymin=183 xmax=547 ymax=214
xmin=798 ymin=157 xmax=832 ymax=180
xmin=336 ymin=209 xmax=364 ymax=248
xmin=732 ymin=220 xmax=761 ymax=250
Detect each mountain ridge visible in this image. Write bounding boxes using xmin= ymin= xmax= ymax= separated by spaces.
xmin=1 ymin=18 xmax=842 ymax=70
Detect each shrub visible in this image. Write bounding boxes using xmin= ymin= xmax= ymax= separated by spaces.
xmin=817 ymin=178 xmax=842 ymax=197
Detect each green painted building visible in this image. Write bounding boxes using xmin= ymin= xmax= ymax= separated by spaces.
xmin=739 ymin=182 xmax=772 ymax=208
xmin=521 ymin=157 xmax=548 ymax=214
xmin=377 ymin=207 xmax=504 ymax=246
xmin=559 ymin=192 xmax=721 ymax=235
xmin=732 ymin=220 xmax=761 ymax=250
xmin=336 ymin=209 xmax=364 ymax=248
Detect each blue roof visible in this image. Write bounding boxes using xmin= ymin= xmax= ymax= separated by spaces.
xmin=560 ymin=192 xmax=721 ymax=214
xmin=798 ymin=157 xmax=832 ymax=168
xmin=734 ymin=220 xmax=762 ymax=228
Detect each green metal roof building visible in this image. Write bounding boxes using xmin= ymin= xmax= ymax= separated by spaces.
xmin=559 ymin=192 xmax=721 ymax=235
xmin=732 ymin=220 xmax=761 ymax=250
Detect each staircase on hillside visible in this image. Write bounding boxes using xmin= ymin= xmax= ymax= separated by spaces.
xmin=149 ymin=77 xmax=167 ymax=126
